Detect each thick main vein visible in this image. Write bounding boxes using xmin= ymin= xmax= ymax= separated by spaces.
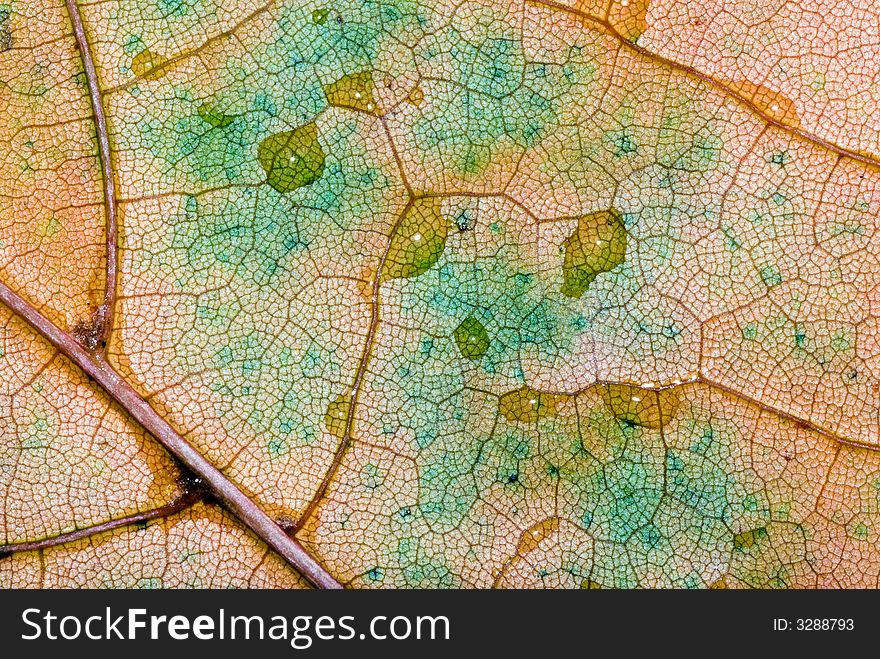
xmin=0 ymin=274 xmax=341 ymax=588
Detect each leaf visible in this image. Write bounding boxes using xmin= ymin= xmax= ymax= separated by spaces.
xmin=1 ymin=502 xmax=310 ymax=588
xmin=0 ymin=0 xmax=181 ymax=554
xmin=2 ymin=0 xmax=880 ymax=589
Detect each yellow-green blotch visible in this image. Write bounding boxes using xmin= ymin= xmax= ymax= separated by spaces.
xmin=561 ymin=208 xmax=627 ymax=298
xmin=257 ymin=123 xmax=326 ymax=193
xmin=382 ymin=198 xmax=450 ymax=280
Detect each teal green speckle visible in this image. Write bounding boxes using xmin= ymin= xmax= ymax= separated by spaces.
xmin=267 ymin=436 xmax=289 ymax=458
xmin=136 ymin=577 xmax=164 ymax=589
xmin=760 ymin=265 xmax=783 ymax=287
xmin=158 ymin=0 xmax=194 ymax=18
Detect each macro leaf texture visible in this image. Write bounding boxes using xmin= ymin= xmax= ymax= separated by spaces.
xmin=2 ymin=0 xmax=880 ymax=589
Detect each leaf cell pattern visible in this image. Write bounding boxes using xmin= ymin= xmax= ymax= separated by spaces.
xmin=2 ymin=0 xmax=880 ymax=588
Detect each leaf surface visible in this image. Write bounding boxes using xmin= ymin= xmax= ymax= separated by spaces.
xmin=3 ymin=0 xmax=880 ymax=588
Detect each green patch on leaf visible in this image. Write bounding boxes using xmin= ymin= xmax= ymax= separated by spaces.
xmin=197 ymin=103 xmax=238 ymax=129
xmin=498 ymin=386 xmax=566 ymax=424
xmin=311 ymin=7 xmax=329 ymax=24
xmin=257 ymin=123 xmax=326 ymax=193
xmin=324 ymin=70 xmax=379 ymax=115
xmin=382 ymin=198 xmax=450 ymax=280
xmin=598 ymin=383 xmax=680 ymax=431
xmin=733 ymin=527 xmax=768 ymax=552
xmin=561 ymin=209 xmax=627 ymax=298
xmin=453 ymin=316 xmax=490 ymax=360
